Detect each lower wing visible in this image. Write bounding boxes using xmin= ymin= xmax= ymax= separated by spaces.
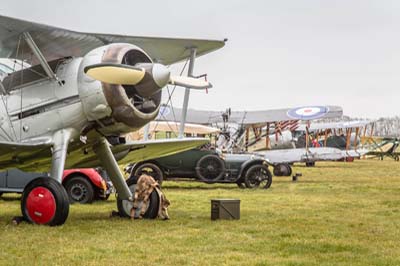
xmin=0 ymin=137 xmax=208 ymax=171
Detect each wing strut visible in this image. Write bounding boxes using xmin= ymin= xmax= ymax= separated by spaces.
xmin=22 ymin=32 xmax=60 ymax=84
xmin=178 ymin=48 xmax=197 ymax=138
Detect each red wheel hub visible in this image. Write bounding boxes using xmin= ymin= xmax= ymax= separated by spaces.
xmin=25 ymin=186 xmax=56 ymax=224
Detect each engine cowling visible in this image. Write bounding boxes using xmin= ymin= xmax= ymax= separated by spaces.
xmin=77 ymin=43 xmax=162 ymax=135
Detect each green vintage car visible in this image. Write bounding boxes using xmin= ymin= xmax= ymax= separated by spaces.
xmin=125 ymin=148 xmax=272 ymax=189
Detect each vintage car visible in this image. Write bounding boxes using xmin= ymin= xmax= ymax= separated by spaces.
xmin=126 ymin=148 xmax=273 ymax=189
xmin=0 ymin=168 xmax=113 ymax=203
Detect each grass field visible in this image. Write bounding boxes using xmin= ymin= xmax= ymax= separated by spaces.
xmin=0 ymin=159 xmax=399 ymax=266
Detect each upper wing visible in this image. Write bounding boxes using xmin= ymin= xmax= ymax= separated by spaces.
xmin=234 ymin=106 xmax=343 ymax=125
xmin=0 ymin=15 xmax=225 ymax=65
xmin=157 ymin=105 xmax=343 ymax=126
xmin=157 ymin=105 xmax=224 ymax=124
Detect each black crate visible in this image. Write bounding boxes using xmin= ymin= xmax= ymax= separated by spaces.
xmin=211 ymin=199 xmax=240 ymax=220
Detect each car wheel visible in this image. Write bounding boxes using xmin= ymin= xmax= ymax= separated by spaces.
xmin=195 ymin=154 xmax=225 ymax=182
xmin=116 ymin=176 xmax=160 ymax=219
xmin=134 ymin=163 xmax=164 ymax=185
xmin=21 ymin=177 xmax=69 ymax=226
xmin=64 ymin=176 xmax=95 ymax=204
xmin=273 ymin=163 xmax=292 ymax=176
xmin=244 ymin=164 xmax=272 ymax=189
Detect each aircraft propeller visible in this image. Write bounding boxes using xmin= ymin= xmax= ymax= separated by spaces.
xmin=84 ymin=63 xmax=212 ymax=97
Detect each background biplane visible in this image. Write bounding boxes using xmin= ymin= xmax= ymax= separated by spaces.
xmin=155 ymin=105 xmax=362 ymax=174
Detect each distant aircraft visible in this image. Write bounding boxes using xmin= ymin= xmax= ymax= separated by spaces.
xmin=292 ymin=120 xmax=373 ymax=158
xmin=366 ymin=137 xmax=399 ymax=161
xmin=0 ymin=15 xmax=225 ymax=225
xmin=125 ymin=121 xmax=220 ymax=141
xmin=156 ymin=104 xmax=358 ymax=175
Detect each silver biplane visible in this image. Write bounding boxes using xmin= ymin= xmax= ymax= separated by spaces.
xmin=0 ymin=15 xmax=225 ymax=225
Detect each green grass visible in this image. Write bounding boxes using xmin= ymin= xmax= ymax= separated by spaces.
xmin=1 ymin=159 xmax=400 ymax=265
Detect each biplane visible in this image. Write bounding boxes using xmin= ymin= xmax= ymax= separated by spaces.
xmin=365 ymin=137 xmax=400 ymax=161
xmin=293 ymin=120 xmax=373 ymax=159
xmin=0 ymin=14 xmax=225 ymax=225
xmin=125 ymin=121 xmax=220 ymax=141
xmin=155 ymin=104 xmax=360 ymax=175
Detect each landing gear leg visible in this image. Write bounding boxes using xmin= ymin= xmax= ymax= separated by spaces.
xmin=93 ymin=138 xmax=161 ymax=219
xmin=93 ymin=138 xmax=133 ymax=201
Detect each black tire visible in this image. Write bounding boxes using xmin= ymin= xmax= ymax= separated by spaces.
xmin=0 ymin=192 xmax=3 ymax=197
xmin=305 ymin=162 xmax=315 ymax=167
xmin=116 ymin=176 xmax=160 ymax=219
xmin=64 ymin=175 xmax=95 ymax=204
xmin=286 ymin=164 xmax=293 ymax=176
xmin=134 ymin=163 xmax=164 ymax=185
xmin=273 ymin=163 xmax=293 ymax=177
xmin=195 ymin=154 xmax=225 ymax=182
xmin=244 ymin=164 xmax=273 ymax=189
xmin=21 ymin=177 xmax=69 ymax=226
xmin=394 ymin=155 xmax=399 ymax=162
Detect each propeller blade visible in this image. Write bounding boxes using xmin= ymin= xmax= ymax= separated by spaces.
xmin=84 ymin=63 xmax=145 ymax=85
xmin=169 ymin=76 xmax=212 ymax=89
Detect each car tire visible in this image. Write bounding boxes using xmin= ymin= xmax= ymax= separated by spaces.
xmin=64 ymin=176 xmax=95 ymax=204
xmin=244 ymin=164 xmax=272 ymax=189
xmin=195 ymin=154 xmax=225 ymax=182
xmin=116 ymin=176 xmax=160 ymax=219
xmin=21 ymin=177 xmax=69 ymax=226
xmin=273 ymin=163 xmax=292 ymax=176
xmin=134 ymin=163 xmax=164 ymax=185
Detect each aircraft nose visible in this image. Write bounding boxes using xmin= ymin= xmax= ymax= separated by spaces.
xmin=152 ymin=63 xmax=171 ymax=88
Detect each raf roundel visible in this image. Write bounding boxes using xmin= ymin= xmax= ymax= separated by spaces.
xmin=287 ymin=106 xmax=329 ymax=120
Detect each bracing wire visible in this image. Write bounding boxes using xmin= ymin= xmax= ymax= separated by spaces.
xmin=19 ymin=43 xmax=25 ymax=141
xmin=2 ymin=35 xmax=24 ymax=141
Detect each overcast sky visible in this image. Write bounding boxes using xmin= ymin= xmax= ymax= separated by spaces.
xmin=1 ymin=0 xmax=399 ymax=118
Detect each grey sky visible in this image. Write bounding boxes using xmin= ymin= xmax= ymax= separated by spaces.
xmin=1 ymin=0 xmax=399 ymax=118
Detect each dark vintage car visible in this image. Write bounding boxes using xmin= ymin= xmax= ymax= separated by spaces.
xmin=0 ymin=168 xmax=113 ymax=203
xmin=126 ymin=148 xmax=273 ymax=189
